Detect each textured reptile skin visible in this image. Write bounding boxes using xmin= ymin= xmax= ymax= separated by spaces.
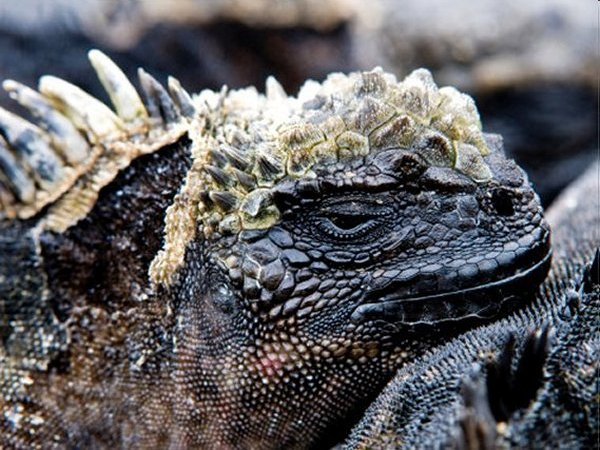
xmin=0 ymin=54 xmax=557 ymax=449
xmin=343 ymin=163 xmax=599 ymax=449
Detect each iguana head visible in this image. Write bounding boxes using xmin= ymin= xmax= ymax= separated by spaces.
xmin=151 ymin=66 xmax=550 ymax=445
xmin=157 ymin=66 xmax=550 ymax=334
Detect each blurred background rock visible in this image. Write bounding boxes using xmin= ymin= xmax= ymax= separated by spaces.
xmin=0 ymin=0 xmax=596 ymax=205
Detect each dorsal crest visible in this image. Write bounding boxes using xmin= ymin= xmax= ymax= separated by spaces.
xmin=0 ymin=50 xmax=195 ymax=231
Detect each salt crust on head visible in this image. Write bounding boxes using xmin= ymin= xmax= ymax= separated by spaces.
xmin=149 ymin=67 xmax=491 ymax=285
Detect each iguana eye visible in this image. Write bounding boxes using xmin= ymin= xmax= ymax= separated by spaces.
xmin=327 ymin=212 xmax=375 ymax=231
xmin=313 ymin=199 xmax=390 ymax=240
xmin=317 ymin=214 xmax=377 ymax=239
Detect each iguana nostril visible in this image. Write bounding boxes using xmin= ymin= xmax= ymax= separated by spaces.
xmin=490 ymin=190 xmax=515 ymax=216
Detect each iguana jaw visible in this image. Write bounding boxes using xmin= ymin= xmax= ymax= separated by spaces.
xmin=352 ymin=238 xmax=552 ymax=328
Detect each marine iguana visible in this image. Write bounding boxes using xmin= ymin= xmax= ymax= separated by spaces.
xmin=0 ymin=51 xmax=551 ymax=448
xmin=344 ymin=163 xmax=599 ymax=449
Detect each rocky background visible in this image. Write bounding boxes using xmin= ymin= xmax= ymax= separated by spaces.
xmin=0 ymin=0 xmax=596 ymax=205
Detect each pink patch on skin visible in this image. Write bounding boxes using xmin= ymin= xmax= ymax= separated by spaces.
xmin=258 ymin=355 xmax=284 ymax=378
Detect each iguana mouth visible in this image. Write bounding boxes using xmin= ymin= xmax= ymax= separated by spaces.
xmin=351 ymin=243 xmax=552 ymax=329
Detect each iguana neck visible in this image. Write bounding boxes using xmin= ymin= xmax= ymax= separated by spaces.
xmin=158 ymin=274 xmax=429 ymax=449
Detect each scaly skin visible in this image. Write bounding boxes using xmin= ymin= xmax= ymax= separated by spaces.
xmin=343 ymin=162 xmax=599 ymax=449
xmin=0 ymin=52 xmax=550 ymax=449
